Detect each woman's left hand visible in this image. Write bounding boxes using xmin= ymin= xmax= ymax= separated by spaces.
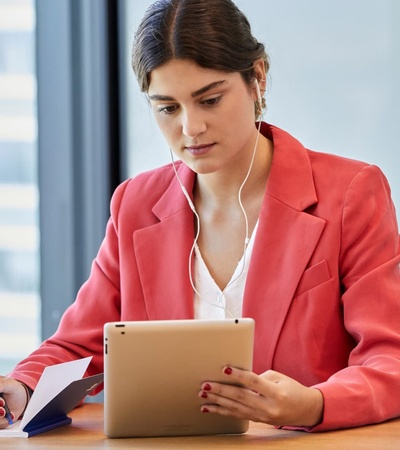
xmin=199 ymin=367 xmax=324 ymax=428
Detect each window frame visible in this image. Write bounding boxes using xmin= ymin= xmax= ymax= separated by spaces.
xmin=36 ymin=0 xmax=120 ymax=339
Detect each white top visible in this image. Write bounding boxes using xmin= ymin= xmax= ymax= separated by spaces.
xmin=194 ymin=221 xmax=259 ymax=319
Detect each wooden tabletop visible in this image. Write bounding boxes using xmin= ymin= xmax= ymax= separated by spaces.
xmin=2 ymin=403 xmax=400 ymax=449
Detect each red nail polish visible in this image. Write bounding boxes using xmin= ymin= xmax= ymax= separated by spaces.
xmin=202 ymin=407 xmax=209 ymax=413
xmin=201 ymin=391 xmax=208 ymax=399
xmin=203 ymin=383 xmax=211 ymax=391
xmin=224 ymin=367 xmax=232 ymax=375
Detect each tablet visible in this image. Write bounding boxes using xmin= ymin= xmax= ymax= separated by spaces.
xmin=103 ymin=318 xmax=255 ymax=438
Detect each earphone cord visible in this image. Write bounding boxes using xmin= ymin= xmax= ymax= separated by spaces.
xmin=169 ymin=116 xmax=263 ymax=318
xmin=169 ymin=152 xmax=205 ymax=301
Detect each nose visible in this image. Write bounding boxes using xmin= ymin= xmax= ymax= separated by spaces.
xmin=182 ymin=108 xmax=206 ymax=138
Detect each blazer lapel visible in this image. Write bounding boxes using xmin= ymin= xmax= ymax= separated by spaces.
xmin=243 ymin=124 xmax=326 ymax=373
xmin=133 ymin=164 xmax=197 ymax=320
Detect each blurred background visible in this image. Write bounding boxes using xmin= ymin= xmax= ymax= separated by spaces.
xmin=0 ymin=0 xmax=39 ymax=374
xmin=0 ymin=0 xmax=399 ymax=375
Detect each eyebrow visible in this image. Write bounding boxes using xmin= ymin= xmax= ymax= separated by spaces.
xmin=148 ymin=80 xmax=226 ymax=101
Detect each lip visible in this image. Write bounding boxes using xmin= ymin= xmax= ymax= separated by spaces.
xmin=185 ymin=143 xmax=215 ymax=156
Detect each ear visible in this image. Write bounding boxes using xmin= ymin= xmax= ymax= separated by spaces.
xmin=252 ymin=58 xmax=267 ymax=98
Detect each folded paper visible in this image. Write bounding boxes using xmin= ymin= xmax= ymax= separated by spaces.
xmin=0 ymin=357 xmax=103 ymax=438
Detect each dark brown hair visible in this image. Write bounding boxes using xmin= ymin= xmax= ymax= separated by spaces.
xmin=132 ymin=0 xmax=269 ymax=92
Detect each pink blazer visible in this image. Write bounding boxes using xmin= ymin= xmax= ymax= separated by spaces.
xmin=11 ymin=123 xmax=400 ymax=431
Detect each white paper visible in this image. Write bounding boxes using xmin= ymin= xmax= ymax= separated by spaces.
xmin=0 ymin=357 xmax=92 ymax=437
xmin=0 ymin=420 xmax=27 ymax=437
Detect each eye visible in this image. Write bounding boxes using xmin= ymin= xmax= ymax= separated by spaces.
xmin=201 ymin=95 xmax=222 ymax=107
xmin=158 ymin=104 xmax=179 ymax=115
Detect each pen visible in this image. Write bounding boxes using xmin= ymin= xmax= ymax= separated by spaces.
xmin=0 ymin=394 xmax=13 ymax=425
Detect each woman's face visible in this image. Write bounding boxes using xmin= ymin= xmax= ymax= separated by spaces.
xmin=147 ymin=59 xmax=260 ymax=176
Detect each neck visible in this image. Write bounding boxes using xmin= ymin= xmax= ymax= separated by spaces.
xmin=194 ymin=133 xmax=273 ymax=208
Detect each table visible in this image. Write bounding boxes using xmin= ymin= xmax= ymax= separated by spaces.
xmin=2 ymin=403 xmax=400 ymax=449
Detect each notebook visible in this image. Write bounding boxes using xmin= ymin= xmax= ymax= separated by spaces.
xmin=103 ymin=318 xmax=255 ymax=438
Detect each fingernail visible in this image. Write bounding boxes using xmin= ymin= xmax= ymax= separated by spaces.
xmin=201 ymin=407 xmax=209 ymax=413
xmin=203 ymin=383 xmax=211 ymax=391
xmin=224 ymin=367 xmax=233 ymax=375
xmin=0 ymin=409 xmax=5 ymax=418
xmin=201 ymin=391 xmax=208 ymax=399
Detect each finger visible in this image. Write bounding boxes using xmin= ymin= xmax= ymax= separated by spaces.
xmin=199 ymin=385 xmax=260 ymax=408
xmin=200 ymin=396 xmax=254 ymax=420
xmin=215 ymin=366 xmax=276 ymax=398
xmin=0 ymin=408 xmax=15 ymax=424
xmin=200 ymin=381 xmax=256 ymax=404
xmin=198 ymin=383 xmax=269 ymax=421
xmin=199 ymin=390 xmax=267 ymax=422
xmin=201 ymin=402 xmax=247 ymax=420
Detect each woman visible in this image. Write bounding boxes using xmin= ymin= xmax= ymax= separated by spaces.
xmin=1 ymin=0 xmax=400 ymax=431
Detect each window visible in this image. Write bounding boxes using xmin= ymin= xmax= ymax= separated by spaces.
xmin=120 ymin=0 xmax=399 ymax=216
xmin=0 ymin=0 xmax=40 ymax=374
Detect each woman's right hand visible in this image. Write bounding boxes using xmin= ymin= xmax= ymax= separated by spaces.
xmin=0 ymin=376 xmax=29 ymax=428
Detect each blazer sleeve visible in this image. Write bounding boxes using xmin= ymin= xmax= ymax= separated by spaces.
xmin=7 ymin=180 xmax=131 ymax=391
xmin=311 ymin=165 xmax=400 ymax=431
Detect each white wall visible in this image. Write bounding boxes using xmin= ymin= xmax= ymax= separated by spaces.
xmin=123 ymin=0 xmax=399 ymax=219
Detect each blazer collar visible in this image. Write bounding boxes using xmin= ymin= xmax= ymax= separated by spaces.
xmin=262 ymin=122 xmax=318 ymax=211
xmin=152 ymin=162 xmax=196 ymax=220
xmin=152 ymin=122 xmax=319 ymax=219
